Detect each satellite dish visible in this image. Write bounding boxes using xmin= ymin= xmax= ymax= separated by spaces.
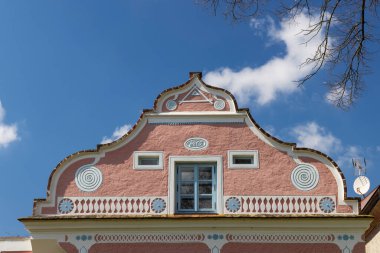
xmin=353 ymin=176 xmax=370 ymax=195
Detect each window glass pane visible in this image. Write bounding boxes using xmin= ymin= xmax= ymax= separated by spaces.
xmin=180 ymin=198 xmax=194 ymax=210
xmin=138 ymin=156 xmax=159 ymax=165
xmin=199 ymin=182 xmax=212 ymax=194
xmin=176 ymin=163 xmax=216 ymax=213
xmin=233 ymin=156 xmax=254 ymax=164
xmin=180 ymin=183 xmax=194 ymax=194
xmin=199 ymin=167 xmax=212 ymax=180
xmin=180 ymin=168 xmax=194 ymax=181
xmin=199 ymin=197 xmax=212 ymax=209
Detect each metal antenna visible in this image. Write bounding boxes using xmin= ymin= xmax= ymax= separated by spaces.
xmin=352 ymin=158 xmax=366 ymax=176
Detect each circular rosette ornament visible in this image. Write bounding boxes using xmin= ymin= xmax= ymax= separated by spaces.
xmin=225 ymin=197 xmax=241 ymax=213
xmin=166 ymin=100 xmax=177 ymax=111
xmin=58 ymin=198 xmax=74 ymax=214
xmin=213 ymin=99 xmax=226 ymax=110
xmin=151 ymin=198 xmax=166 ymax=213
xmin=319 ymin=197 xmax=336 ymax=213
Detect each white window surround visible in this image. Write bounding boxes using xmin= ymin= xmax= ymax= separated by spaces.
xmin=228 ymin=150 xmax=259 ymax=169
xmin=133 ymin=151 xmax=164 ymax=170
xmin=168 ymin=155 xmax=223 ymax=215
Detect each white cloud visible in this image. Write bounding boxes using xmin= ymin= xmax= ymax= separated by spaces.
xmin=291 ymin=122 xmax=342 ymax=154
xmin=205 ymin=13 xmax=325 ymax=106
xmin=101 ymin=124 xmax=132 ymax=144
xmin=336 ymin=145 xmax=361 ymax=171
xmin=289 ymin=121 xmax=377 ymax=172
xmin=0 ymin=100 xmax=18 ymax=148
xmin=249 ymin=17 xmax=275 ymax=37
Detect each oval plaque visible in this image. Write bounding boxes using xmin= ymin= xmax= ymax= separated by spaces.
xmin=184 ymin=137 xmax=208 ymax=150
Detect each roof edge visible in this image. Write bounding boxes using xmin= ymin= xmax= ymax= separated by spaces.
xmin=37 ymin=71 xmax=354 ymax=214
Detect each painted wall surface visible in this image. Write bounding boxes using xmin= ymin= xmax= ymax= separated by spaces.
xmin=24 ymin=75 xmax=370 ymax=253
xmin=34 ymin=76 xmax=358 ymax=216
xmin=366 ymin=224 xmax=380 ymax=253
xmin=41 ymin=122 xmax=346 ymax=214
xmin=0 ymin=238 xmax=32 ymax=252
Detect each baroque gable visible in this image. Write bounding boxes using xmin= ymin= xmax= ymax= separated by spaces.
xmin=30 ymin=72 xmax=358 ymax=218
xmin=20 ymin=72 xmax=372 ymax=253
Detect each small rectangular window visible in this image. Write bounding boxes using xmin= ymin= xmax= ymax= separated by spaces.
xmin=233 ymin=156 xmax=254 ymax=164
xmin=138 ymin=156 xmax=159 ymax=165
xmin=133 ymin=151 xmax=163 ymax=170
xmin=228 ymin=150 xmax=259 ymax=169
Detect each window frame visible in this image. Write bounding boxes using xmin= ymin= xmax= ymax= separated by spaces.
xmin=133 ymin=151 xmax=163 ymax=170
xmin=228 ymin=150 xmax=259 ymax=169
xmin=176 ymin=163 xmax=217 ymax=213
xmin=168 ymin=156 xmax=223 ymax=215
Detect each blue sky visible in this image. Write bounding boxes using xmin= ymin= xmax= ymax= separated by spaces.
xmin=0 ymin=1 xmax=379 ymax=236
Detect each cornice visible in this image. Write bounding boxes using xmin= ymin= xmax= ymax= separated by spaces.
xmin=34 ymin=72 xmax=357 ymax=214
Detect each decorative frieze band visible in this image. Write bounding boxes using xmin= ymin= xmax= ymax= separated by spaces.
xmin=224 ymin=196 xmax=336 ymax=214
xmin=226 ymin=233 xmax=335 ymax=243
xmin=63 ymin=232 xmax=359 ymax=253
xmin=94 ymin=233 xmax=205 ymax=243
xmin=57 ymin=196 xmax=168 ymax=215
xmin=57 ymin=195 xmax=336 ymax=215
xmin=66 ymin=232 xmax=356 ymax=246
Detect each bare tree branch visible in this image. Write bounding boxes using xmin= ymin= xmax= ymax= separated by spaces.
xmin=198 ymin=0 xmax=378 ymax=109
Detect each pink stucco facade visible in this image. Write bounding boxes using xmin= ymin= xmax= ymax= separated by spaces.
xmin=41 ymin=123 xmax=344 ymax=215
xmin=22 ymin=73 xmax=371 ymax=253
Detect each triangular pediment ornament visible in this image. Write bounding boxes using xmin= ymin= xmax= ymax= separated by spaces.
xmin=179 ymin=85 xmax=213 ymax=104
xmin=191 ymin=90 xmax=200 ymax=96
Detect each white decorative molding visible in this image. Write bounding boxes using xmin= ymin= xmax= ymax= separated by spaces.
xmin=26 ymin=217 xmax=369 ymax=253
xmin=223 ymin=195 xmax=336 ymax=214
xmin=228 ymin=150 xmax=259 ymax=169
xmin=179 ymin=85 xmax=213 ymax=104
xmin=149 ymin=121 xmax=244 ymax=125
xmin=75 ymin=165 xmax=103 ymax=192
xmin=133 ymin=151 xmax=163 ymax=170
xmin=184 ymin=137 xmax=209 ymax=150
xmin=56 ymin=196 xmax=168 ymax=215
xmin=291 ymin=164 xmax=319 ymax=191
xmin=147 ymin=114 xmax=246 ymax=124
xmin=61 ymin=231 xmax=361 ymax=253
xmin=155 ymin=77 xmax=237 ymax=113
xmin=35 ymin=75 xmax=357 ymax=218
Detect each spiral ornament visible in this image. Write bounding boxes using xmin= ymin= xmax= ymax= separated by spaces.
xmin=75 ymin=165 xmax=103 ymax=192
xmin=291 ymin=164 xmax=319 ymax=191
